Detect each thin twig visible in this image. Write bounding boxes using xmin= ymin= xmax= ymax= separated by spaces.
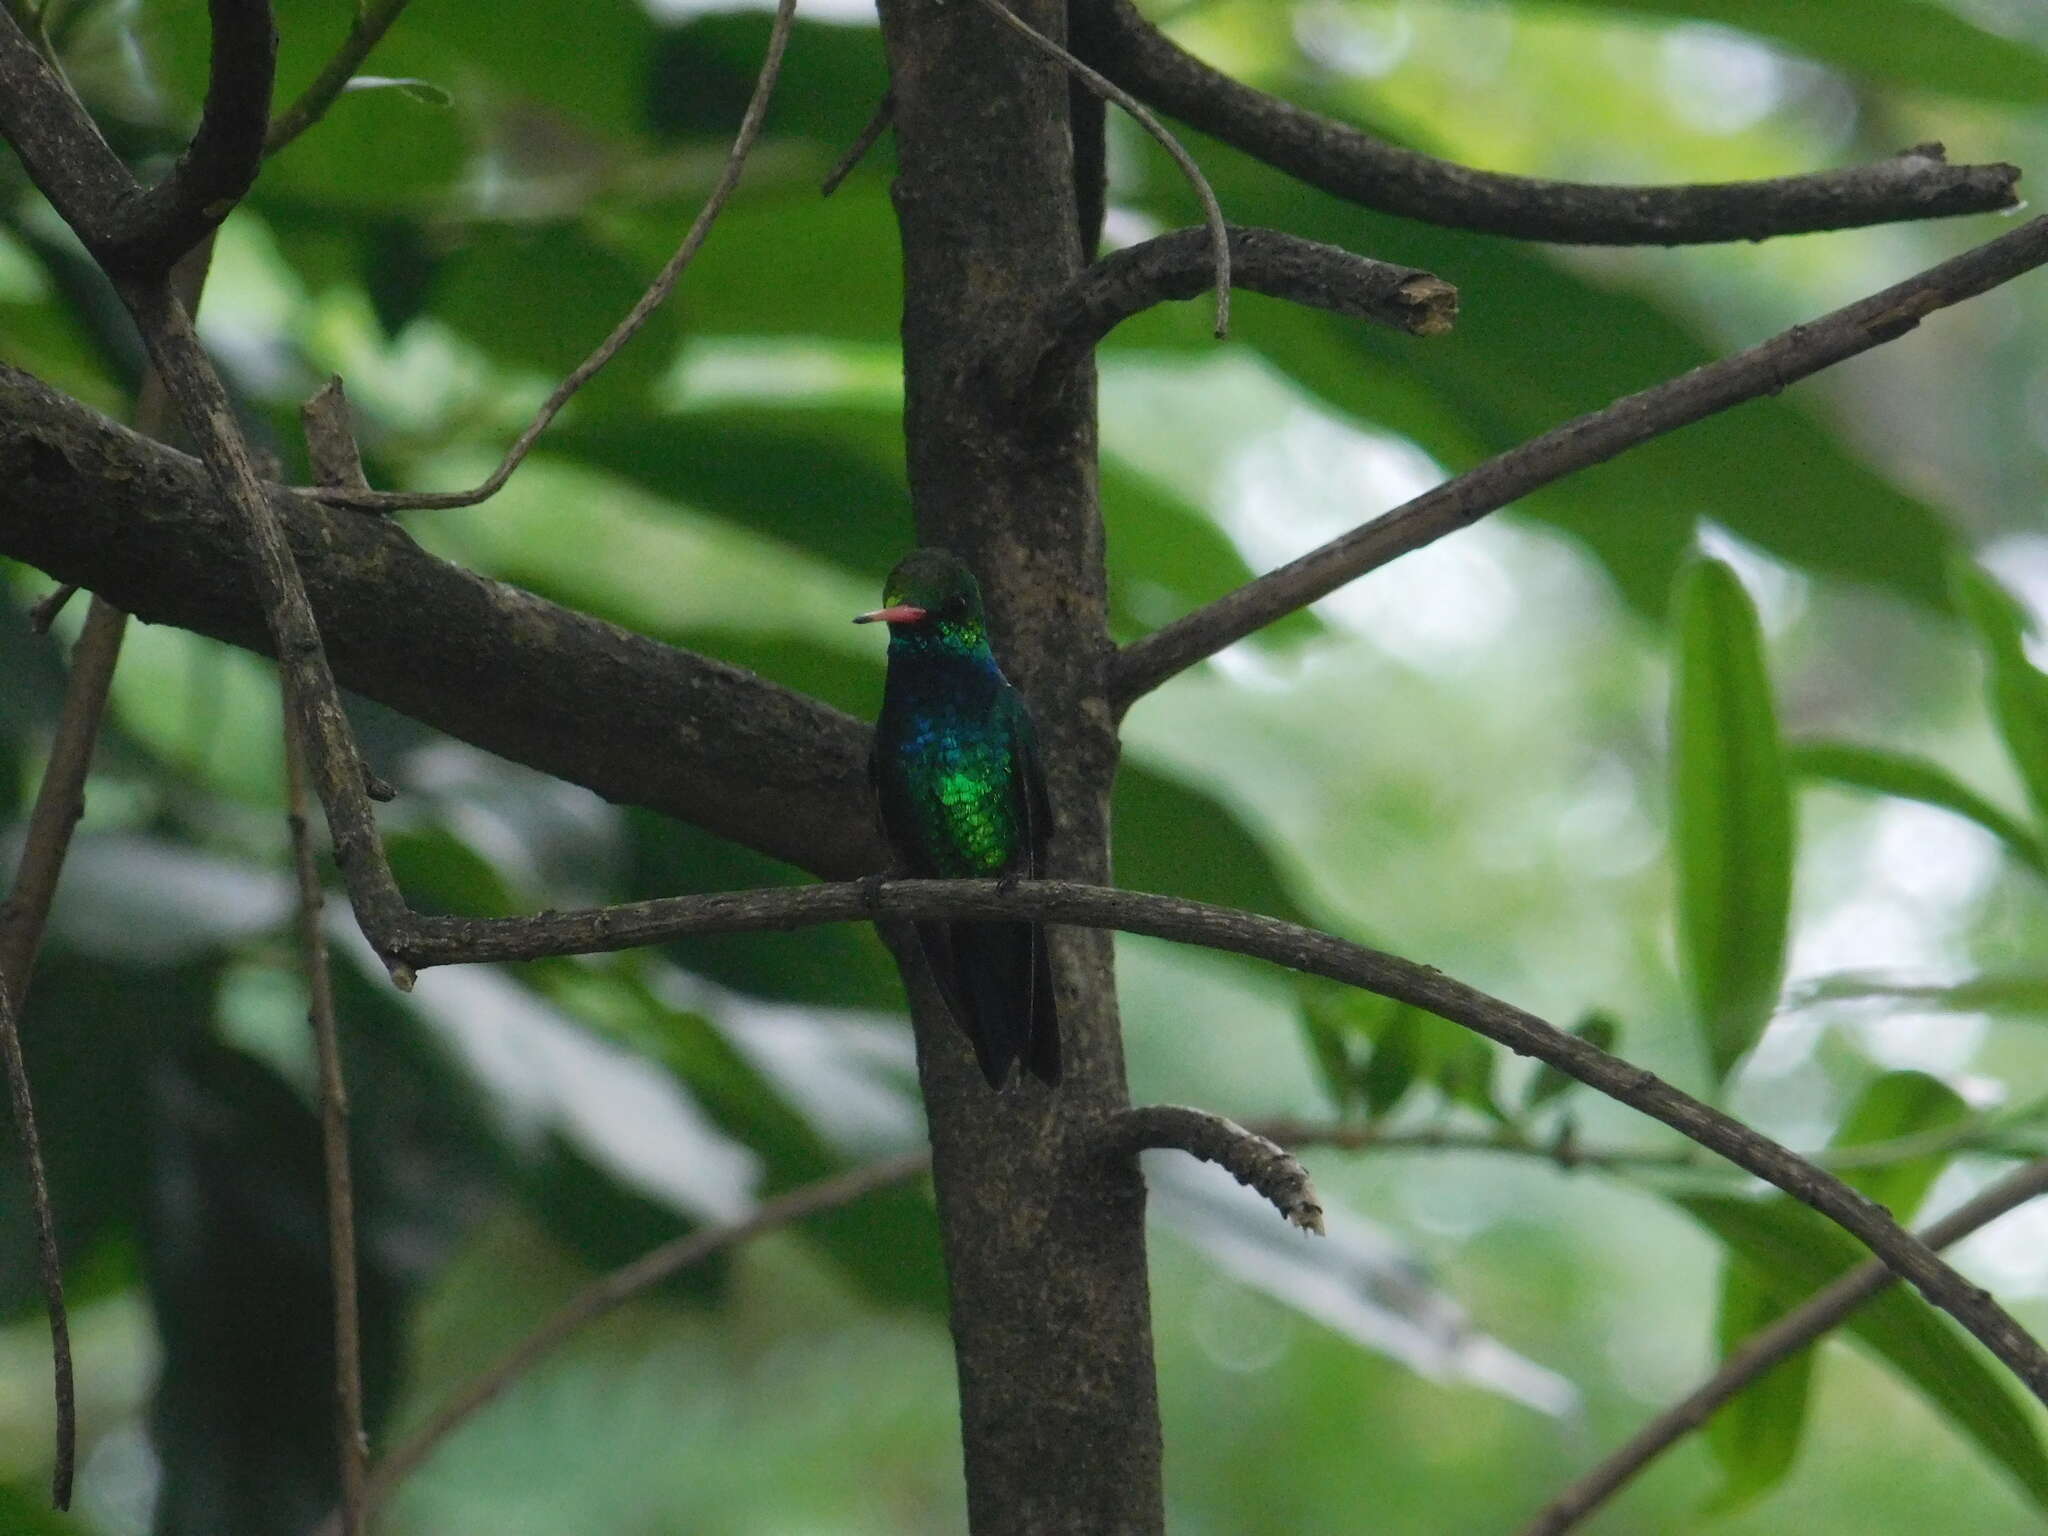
xmin=1520 ymin=1157 xmax=2048 ymax=1536
xmin=1114 ymin=1105 xmax=1324 ymax=1231
xmin=0 ymin=961 xmax=71 ymax=1509
xmin=292 ymin=406 xmax=368 ymax=1532
xmin=26 ymin=584 xmax=77 ymax=634
xmin=265 ymin=0 xmax=413 ymax=156
xmin=0 ymin=595 xmax=126 ymax=998
xmin=1071 ymin=0 xmax=2020 ymax=245
xmin=1011 ymin=224 xmax=1452 ymax=403
xmin=327 ymin=1152 xmax=931 ymax=1533
xmin=964 ymin=0 xmax=1231 ymax=338
xmin=1111 ymin=211 xmax=2048 ymax=707
xmin=354 ymin=875 xmax=2048 ymax=1407
xmin=309 ymin=0 xmax=802 ymax=515
xmin=820 ymin=88 xmax=892 ymax=196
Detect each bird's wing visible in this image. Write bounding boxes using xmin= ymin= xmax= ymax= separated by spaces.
xmin=1011 ymin=692 xmax=1055 ymax=877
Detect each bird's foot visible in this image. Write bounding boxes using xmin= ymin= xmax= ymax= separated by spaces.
xmin=858 ymin=871 xmax=889 ymax=913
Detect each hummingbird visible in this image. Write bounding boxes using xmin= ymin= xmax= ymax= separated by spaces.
xmin=856 ymin=549 xmax=1061 ymax=1089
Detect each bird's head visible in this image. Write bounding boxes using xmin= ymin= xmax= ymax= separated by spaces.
xmin=854 ymin=549 xmax=989 ymax=643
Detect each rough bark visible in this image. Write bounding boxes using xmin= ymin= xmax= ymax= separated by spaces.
xmin=0 ymin=363 xmax=877 ymax=880
xmin=877 ymin=0 xmax=1164 ymax=1527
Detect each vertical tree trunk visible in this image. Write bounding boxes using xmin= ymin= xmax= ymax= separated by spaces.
xmin=876 ymin=1 xmax=1165 ymax=1530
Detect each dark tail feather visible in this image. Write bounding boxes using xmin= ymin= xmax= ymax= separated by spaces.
xmin=1025 ymin=923 xmax=1060 ymax=1086
xmin=930 ymin=919 xmax=1059 ymax=1090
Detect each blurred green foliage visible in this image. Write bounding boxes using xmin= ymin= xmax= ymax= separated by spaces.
xmin=6 ymin=0 xmax=2048 ymax=1532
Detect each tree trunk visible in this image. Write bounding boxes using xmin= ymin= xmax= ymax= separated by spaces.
xmin=877 ymin=0 xmax=1164 ymax=1529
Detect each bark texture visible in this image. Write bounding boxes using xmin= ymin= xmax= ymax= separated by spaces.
xmin=0 ymin=364 xmax=876 ymax=880
xmin=877 ymin=0 xmax=1164 ymax=1526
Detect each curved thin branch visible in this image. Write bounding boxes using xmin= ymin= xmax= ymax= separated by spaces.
xmin=116 ymin=276 xmax=412 ymax=961
xmin=1111 ymin=210 xmax=2048 ymax=707
xmin=1070 ymin=0 xmax=2020 ymax=245
xmin=0 ymin=596 xmax=125 ymax=997
xmin=0 ymin=0 xmax=273 ymax=275
xmin=1011 ymin=224 xmax=1452 ymax=402
xmin=1521 ymin=1157 xmax=2048 ymax=1536
xmin=820 ymin=88 xmax=893 ymax=197
xmin=964 ymin=0 xmax=1232 ymax=337
xmin=328 ymin=1152 xmax=932 ymax=1534
xmin=367 ymin=875 xmax=2048 ymax=1407
xmin=1114 ymin=1105 xmax=1324 ymax=1232
xmin=0 ymin=964 xmax=71 ymax=1510
xmin=265 ymin=0 xmax=412 ymax=156
xmin=309 ymin=0 xmax=801 ymax=515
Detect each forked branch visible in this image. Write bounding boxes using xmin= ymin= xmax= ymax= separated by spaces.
xmin=1113 ymin=211 xmax=2048 ymax=707
xmin=1071 ymin=0 xmax=2020 ymax=245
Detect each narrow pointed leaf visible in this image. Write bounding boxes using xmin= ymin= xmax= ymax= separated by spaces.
xmin=1706 ymin=1258 xmax=1815 ymax=1513
xmin=1952 ymin=561 xmax=2048 ymax=835
xmin=1670 ymin=559 xmax=1794 ymax=1080
xmin=1677 ymin=1194 xmax=2048 ymax=1513
xmin=1790 ymin=740 xmax=2048 ymax=878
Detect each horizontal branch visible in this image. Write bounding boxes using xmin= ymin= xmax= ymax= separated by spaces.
xmin=1112 ymin=211 xmax=2048 ymax=706
xmin=1011 ymin=224 xmax=1453 ymax=401
xmin=1071 ymin=0 xmax=2020 ymax=245
xmin=364 ymin=873 xmax=2048 ymax=1405
xmin=0 ymin=961 xmax=72 ymax=1509
xmin=1522 ymin=1156 xmax=2048 ymax=1536
xmin=0 ymin=362 xmax=880 ymax=879
xmin=0 ymin=0 xmax=273 ymax=275
xmin=1113 ymin=1105 xmax=1324 ymax=1232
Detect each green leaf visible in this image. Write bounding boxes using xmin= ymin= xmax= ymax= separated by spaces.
xmin=1952 ymin=561 xmax=2048 ymax=836
xmin=1791 ymin=973 xmax=2048 ymax=1017
xmin=1670 ymin=559 xmax=1794 ymax=1080
xmin=1790 ymin=740 xmax=2048 ymax=878
xmin=1677 ymin=1194 xmax=2048 ymax=1513
xmin=1294 ymin=976 xmax=1504 ymax=1122
xmin=1706 ymin=1258 xmax=1815 ymax=1513
xmin=1560 ymin=0 xmax=2048 ymax=105
xmin=147 ymin=1041 xmax=410 ymax=1535
xmin=1833 ymin=1070 xmax=1971 ymax=1221
xmin=1526 ymin=1012 xmax=1620 ymax=1109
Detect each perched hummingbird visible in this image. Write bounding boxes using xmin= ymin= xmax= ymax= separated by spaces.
xmin=856 ymin=549 xmax=1061 ymax=1089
